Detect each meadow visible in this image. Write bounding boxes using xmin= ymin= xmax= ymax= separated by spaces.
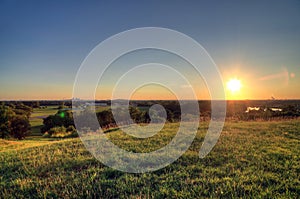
xmin=0 ymin=106 xmax=299 ymax=198
xmin=29 ymin=106 xmax=60 ymax=136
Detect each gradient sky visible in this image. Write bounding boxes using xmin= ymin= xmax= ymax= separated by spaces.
xmin=0 ymin=0 xmax=300 ymax=100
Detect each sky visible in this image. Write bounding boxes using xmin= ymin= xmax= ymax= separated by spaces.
xmin=0 ymin=0 xmax=300 ymax=100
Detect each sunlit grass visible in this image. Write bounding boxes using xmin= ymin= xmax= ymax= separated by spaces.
xmin=1 ymin=120 xmax=299 ymax=198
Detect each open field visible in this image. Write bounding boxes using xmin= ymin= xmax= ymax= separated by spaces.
xmin=29 ymin=106 xmax=59 ymax=136
xmin=1 ymin=119 xmax=299 ymax=198
xmin=29 ymin=105 xmax=111 ymax=136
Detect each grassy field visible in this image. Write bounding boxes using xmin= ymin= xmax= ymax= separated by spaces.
xmin=1 ymin=118 xmax=299 ymax=198
xmin=29 ymin=106 xmax=110 ymax=136
xmin=29 ymin=106 xmax=59 ymax=136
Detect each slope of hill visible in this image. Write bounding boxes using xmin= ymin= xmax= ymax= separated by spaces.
xmin=1 ymin=120 xmax=299 ymax=198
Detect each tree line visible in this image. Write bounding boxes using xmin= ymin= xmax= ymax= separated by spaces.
xmin=41 ymin=106 xmax=170 ymax=134
xmin=1 ymin=100 xmax=300 ymax=140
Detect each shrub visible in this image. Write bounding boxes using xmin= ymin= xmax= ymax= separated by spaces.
xmin=66 ymin=125 xmax=76 ymax=133
xmin=66 ymin=125 xmax=78 ymax=137
xmin=46 ymin=125 xmax=78 ymax=138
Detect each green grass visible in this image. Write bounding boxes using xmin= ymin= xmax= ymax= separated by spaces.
xmin=1 ymin=120 xmax=299 ymax=198
xmin=29 ymin=105 xmax=111 ymax=136
xmin=31 ymin=106 xmax=59 ymax=117
xmin=29 ymin=106 xmax=59 ymax=136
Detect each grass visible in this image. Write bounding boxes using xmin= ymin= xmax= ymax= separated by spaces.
xmin=29 ymin=106 xmax=59 ymax=136
xmin=94 ymin=106 xmax=110 ymax=113
xmin=1 ymin=119 xmax=299 ymax=198
xmin=29 ymin=106 xmax=110 ymax=136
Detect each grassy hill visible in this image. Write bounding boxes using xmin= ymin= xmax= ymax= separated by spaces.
xmin=1 ymin=120 xmax=299 ymax=198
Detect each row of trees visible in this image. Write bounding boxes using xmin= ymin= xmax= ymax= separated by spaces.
xmin=2 ymin=100 xmax=74 ymax=109
xmin=41 ymin=103 xmax=300 ymax=136
xmin=41 ymin=106 xmax=178 ymax=134
xmin=2 ymin=100 xmax=299 ymax=140
xmin=0 ymin=103 xmax=32 ymax=139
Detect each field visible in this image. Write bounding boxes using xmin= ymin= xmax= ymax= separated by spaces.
xmin=1 ymin=108 xmax=299 ymax=198
xmin=29 ymin=106 xmax=59 ymax=136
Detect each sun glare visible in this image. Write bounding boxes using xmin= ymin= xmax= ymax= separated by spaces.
xmin=227 ymin=78 xmax=242 ymax=93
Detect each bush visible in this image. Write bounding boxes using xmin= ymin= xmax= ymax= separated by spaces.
xmin=46 ymin=125 xmax=78 ymax=138
xmin=48 ymin=126 xmax=66 ymax=135
xmin=66 ymin=125 xmax=78 ymax=137
xmin=66 ymin=125 xmax=76 ymax=133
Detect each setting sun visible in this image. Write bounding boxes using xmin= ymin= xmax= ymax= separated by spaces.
xmin=227 ymin=78 xmax=242 ymax=93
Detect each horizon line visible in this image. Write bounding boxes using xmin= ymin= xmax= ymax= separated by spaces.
xmin=1 ymin=98 xmax=300 ymax=101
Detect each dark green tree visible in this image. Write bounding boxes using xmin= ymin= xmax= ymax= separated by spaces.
xmin=97 ymin=109 xmax=115 ymax=128
xmin=0 ymin=105 xmax=15 ymax=139
xmin=14 ymin=103 xmax=32 ymax=118
xmin=129 ymin=106 xmax=145 ymax=123
xmin=9 ymin=115 xmax=30 ymax=140
xmin=41 ymin=110 xmax=74 ymax=133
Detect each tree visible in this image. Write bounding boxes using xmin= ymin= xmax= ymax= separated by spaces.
xmin=97 ymin=109 xmax=115 ymax=128
xmin=0 ymin=105 xmax=15 ymax=139
xmin=9 ymin=115 xmax=30 ymax=140
xmin=58 ymin=101 xmax=65 ymax=110
xmin=41 ymin=110 xmax=74 ymax=133
xmin=32 ymin=101 xmax=40 ymax=108
xmin=14 ymin=103 xmax=32 ymax=118
xmin=0 ymin=103 xmax=32 ymax=140
xmin=129 ymin=106 xmax=145 ymax=123
xmin=0 ymin=106 xmax=10 ymax=139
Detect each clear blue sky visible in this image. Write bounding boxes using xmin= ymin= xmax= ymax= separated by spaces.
xmin=1 ymin=0 xmax=300 ymax=100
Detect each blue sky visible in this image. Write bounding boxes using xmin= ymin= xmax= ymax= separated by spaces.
xmin=0 ymin=0 xmax=300 ymax=100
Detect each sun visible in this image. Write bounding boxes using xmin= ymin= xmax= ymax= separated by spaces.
xmin=227 ymin=78 xmax=242 ymax=93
